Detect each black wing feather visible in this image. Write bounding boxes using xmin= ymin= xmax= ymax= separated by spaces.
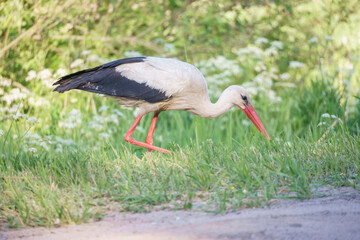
xmin=53 ymin=57 xmax=170 ymax=103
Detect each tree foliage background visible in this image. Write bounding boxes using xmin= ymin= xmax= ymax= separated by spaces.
xmin=0 ymin=0 xmax=360 ymax=227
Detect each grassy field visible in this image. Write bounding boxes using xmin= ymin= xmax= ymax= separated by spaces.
xmin=1 ymin=0 xmax=360 ymax=228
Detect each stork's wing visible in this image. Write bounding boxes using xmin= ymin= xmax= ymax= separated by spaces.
xmin=53 ymin=57 xmax=170 ymax=103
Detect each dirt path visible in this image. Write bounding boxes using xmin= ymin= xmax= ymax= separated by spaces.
xmin=1 ymin=186 xmax=360 ymax=240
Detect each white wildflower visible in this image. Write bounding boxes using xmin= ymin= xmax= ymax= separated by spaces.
xmin=317 ymin=122 xmax=327 ymax=127
xmin=242 ymin=120 xmax=250 ymax=126
xmin=54 ymin=68 xmax=67 ymax=78
xmin=12 ymin=113 xmax=28 ymax=120
xmin=321 ymin=113 xmax=330 ymax=118
xmin=164 ymin=43 xmax=176 ymax=53
xmin=255 ymin=37 xmax=269 ymax=45
xmin=271 ymin=41 xmax=283 ymax=49
xmin=28 ymin=147 xmax=37 ymax=153
xmin=325 ymin=36 xmax=332 ymax=41
xmin=279 ymin=72 xmax=291 ymax=80
xmin=123 ymin=51 xmax=142 ymax=58
xmin=0 ymin=129 xmax=4 ymax=136
xmin=27 ymin=117 xmax=37 ymax=124
xmin=99 ymin=106 xmax=109 ymax=112
xmin=70 ymin=59 xmax=84 ymax=68
xmin=39 ymin=141 xmax=49 ymax=151
xmin=249 ymin=46 xmax=264 ymax=58
xmin=107 ymin=114 xmax=119 ymax=125
xmin=289 ymin=61 xmax=305 ymax=68
xmin=267 ymin=90 xmax=282 ymax=103
xmin=265 ymin=47 xmax=278 ymax=56
xmin=38 ymin=69 xmax=52 ymax=80
xmin=242 ymin=82 xmax=258 ymax=96
xmin=236 ymin=46 xmax=263 ymax=59
xmin=137 ymin=126 xmax=145 ymax=133
xmin=55 ymin=148 xmax=63 ymax=153
xmin=28 ymin=97 xmax=50 ymax=107
xmin=344 ymin=62 xmax=353 ymax=70
xmin=1 ymin=88 xmax=28 ymax=105
xmin=153 ymin=38 xmax=165 ymax=44
xmin=341 ymin=36 xmax=348 ymax=45
xmin=156 ymin=135 xmax=163 ymax=142
xmin=25 ymin=70 xmax=37 ymax=81
xmin=309 ymin=37 xmax=318 ymax=43
xmin=254 ymin=72 xmax=273 ymax=87
xmin=255 ymin=62 xmax=266 ymax=72
xmin=133 ymin=108 xmax=140 ymax=117
xmin=99 ymin=132 xmax=110 ymax=138
xmin=55 ymin=136 xmax=75 ymax=146
xmin=82 ymin=50 xmax=91 ymax=56
xmin=331 ymin=115 xmax=343 ymax=124
xmin=111 ymin=109 xmax=125 ymax=118
xmin=58 ymin=109 xmax=82 ymax=129
xmin=0 ymin=76 xmax=11 ymax=87
xmin=24 ymin=132 xmax=41 ymax=139
xmin=87 ymin=54 xmax=102 ymax=62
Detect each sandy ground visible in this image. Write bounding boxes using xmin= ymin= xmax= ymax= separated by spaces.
xmin=1 ymin=186 xmax=360 ymax=240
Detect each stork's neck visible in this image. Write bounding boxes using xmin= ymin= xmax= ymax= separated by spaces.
xmin=195 ymin=87 xmax=234 ymax=118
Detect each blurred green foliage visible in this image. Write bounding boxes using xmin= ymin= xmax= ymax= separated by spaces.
xmin=0 ymin=0 xmax=360 ymax=228
xmin=1 ymin=0 xmax=359 ymax=132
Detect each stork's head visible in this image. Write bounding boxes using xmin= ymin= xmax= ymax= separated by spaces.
xmin=228 ymin=86 xmax=270 ymax=140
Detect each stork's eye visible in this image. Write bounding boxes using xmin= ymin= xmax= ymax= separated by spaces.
xmin=241 ymin=95 xmax=249 ymax=105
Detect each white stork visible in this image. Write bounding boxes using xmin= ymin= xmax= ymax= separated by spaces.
xmin=53 ymin=57 xmax=270 ymax=154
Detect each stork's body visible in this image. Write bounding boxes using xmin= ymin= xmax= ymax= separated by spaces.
xmin=53 ymin=57 xmax=270 ymax=154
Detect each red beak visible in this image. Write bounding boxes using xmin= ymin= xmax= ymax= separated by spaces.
xmin=239 ymin=104 xmax=270 ymax=140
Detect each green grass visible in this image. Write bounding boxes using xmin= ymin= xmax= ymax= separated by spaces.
xmin=1 ymin=80 xmax=359 ymax=227
xmin=1 ymin=132 xmax=359 ymax=227
xmin=1 ymin=0 xmax=360 ymax=229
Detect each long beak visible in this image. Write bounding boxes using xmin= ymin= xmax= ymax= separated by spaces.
xmin=239 ymin=104 xmax=270 ymax=140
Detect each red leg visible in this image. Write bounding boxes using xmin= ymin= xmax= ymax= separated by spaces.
xmin=146 ymin=112 xmax=159 ymax=152
xmin=124 ymin=115 xmax=171 ymax=154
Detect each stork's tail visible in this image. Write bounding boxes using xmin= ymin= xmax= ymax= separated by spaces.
xmin=53 ymin=67 xmax=99 ymax=93
xmin=52 ymin=57 xmax=146 ymax=93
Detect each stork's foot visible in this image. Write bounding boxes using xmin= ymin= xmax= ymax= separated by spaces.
xmin=124 ymin=135 xmax=171 ymax=154
xmin=146 ymin=136 xmax=153 ymax=152
xmin=124 ymin=114 xmax=171 ymax=154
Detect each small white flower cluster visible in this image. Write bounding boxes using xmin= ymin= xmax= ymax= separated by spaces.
xmin=124 ymin=51 xmax=142 ymax=58
xmin=234 ymin=39 xmax=293 ymax=103
xmin=0 ymin=76 xmax=12 ymax=87
xmin=22 ymin=132 xmax=77 ymax=154
xmin=317 ymin=113 xmax=343 ymax=127
xmin=70 ymin=59 xmax=84 ymax=69
xmin=289 ymin=61 xmax=305 ymax=69
xmin=7 ymin=112 xmax=38 ymax=124
xmin=24 ymin=133 xmax=51 ymax=152
xmin=58 ymin=109 xmax=82 ymax=129
xmin=28 ymin=96 xmax=50 ymax=107
xmin=0 ymin=104 xmax=24 ymax=121
xmin=1 ymin=88 xmax=30 ymax=105
xmin=194 ymin=38 xmax=293 ymax=103
xmin=196 ymin=56 xmax=242 ymax=97
xmin=163 ymin=43 xmax=176 ymax=53
xmin=25 ymin=68 xmax=68 ymax=88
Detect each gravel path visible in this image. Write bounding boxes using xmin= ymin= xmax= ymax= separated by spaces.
xmin=1 ymin=186 xmax=360 ymax=240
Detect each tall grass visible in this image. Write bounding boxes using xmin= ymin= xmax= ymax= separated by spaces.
xmin=1 ymin=79 xmax=359 ymax=227
xmin=1 ymin=0 xmax=360 ymax=228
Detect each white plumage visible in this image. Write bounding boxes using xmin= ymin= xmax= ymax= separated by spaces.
xmin=54 ymin=57 xmax=270 ymax=154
